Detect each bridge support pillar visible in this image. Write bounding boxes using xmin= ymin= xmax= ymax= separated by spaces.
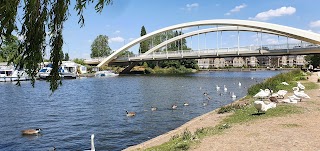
xmin=120 ymin=62 xmax=140 ymax=74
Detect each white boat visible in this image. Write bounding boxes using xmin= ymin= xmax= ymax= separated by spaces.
xmin=0 ymin=66 xmax=30 ymax=82
xmin=95 ymin=70 xmax=119 ymax=77
xmin=37 ymin=67 xmax=77 ymax=80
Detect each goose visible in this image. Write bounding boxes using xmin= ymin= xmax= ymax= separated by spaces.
xmin=297 ymin=82 xmax=305 ymax=90
xmin=238 ymin=82 xmax=241 ymax=87
xmin=172 ymin=104 xmax=178 ymax=109
xmin=216 ymin=85 xmax=220 ymax=91
xmin=21 ymin=128 xmax=41 ymax=135
xmin=281 ymin=82 xmax=289 ymax=85
xmin=224 ymin=85 xmax=227 ymax=92
xmin=253 ymin=100 xmax=277 ymax=113
xmin=85 ymin=134 xmax=95 ymax=151
xmin=126 ymin=111 xmax=136 ymax=117
xmin=151 ymin=106 xmax=157 ymax=111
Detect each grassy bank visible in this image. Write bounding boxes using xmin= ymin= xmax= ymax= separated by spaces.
xmin=143 ymin=70 xmax=319 ymax=151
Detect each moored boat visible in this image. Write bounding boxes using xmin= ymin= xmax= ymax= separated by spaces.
xmin=95 ymin=70 xmax=119 ymax=77
xmin=0 ymin=66 xmax=30 ymax=82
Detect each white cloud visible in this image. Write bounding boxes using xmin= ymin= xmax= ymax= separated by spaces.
xmin=108 ymin=36 xmax=125 ymax=43
xmin=114 ymin=30 xmax=121 ymax=34
xmin=225 ymin=4 xmax=247 ymax=16
xmin=181 ymin=3 xmax=199 ymax=11
xmin=310 ymin=20 xmax=320 ymax=28
xmin=249 ymin=6 xmax=296 ymax=21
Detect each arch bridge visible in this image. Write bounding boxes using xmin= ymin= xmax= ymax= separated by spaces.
xmin=95 ymin=19 xmax=320 ymax=68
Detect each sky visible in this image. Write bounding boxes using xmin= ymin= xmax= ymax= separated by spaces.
xmin=58 ymin=0 xmax=320 ymax=59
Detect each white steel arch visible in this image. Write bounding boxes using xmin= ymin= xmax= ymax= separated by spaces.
xmin=97 ymin=19 xmax=320 ymax=67
xmin=142 ymin=26 xmax=287 ymax=56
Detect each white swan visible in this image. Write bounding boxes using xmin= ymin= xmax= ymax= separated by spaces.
xmin=231 ymin=92 xmax=236 ymax=98
xmin=253 ymin=100 xmax=277 ymax=113
xmin=85 ymin=134 xmax=95 ymax=151
xmin=297 ymin=82 xmax=305 ymax=90
xmin=292 ymin=87 xmax=310 ymax=101
xmin=224 ymin=85 xmax=227 ymax=92
xmin=281 ymin=82 xmax=289 ymax=85
xmin=277 ymin=90 xmax=288 ymax=99
xmin=253 ymin=89 xmax=269 ymax=99
xmin=216 ymin=85 xmax=220 ymax=91
xmin=282 ymin=95 xmax=299 ymax=103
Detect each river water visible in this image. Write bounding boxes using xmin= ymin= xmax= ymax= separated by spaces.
xmin=0 ymin=70 xmax=283 ymax=151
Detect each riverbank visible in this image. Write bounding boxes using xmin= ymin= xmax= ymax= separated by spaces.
xmin=125 ymin=71 xmax=320 ymax=151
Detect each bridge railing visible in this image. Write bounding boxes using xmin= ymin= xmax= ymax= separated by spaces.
xmin=113 ymin=42 xmax=319 ymax=61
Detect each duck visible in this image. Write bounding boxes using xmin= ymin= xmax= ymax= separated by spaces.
xmin=183 ymin=102 xmax=189 ymax=106
xmin=269 ymin=96 xmax=278 ymax=103
xmin=85 ymin=134 xmax=95 ymax=151
xmin=224 ymin=85 xmax=227 ymax=92
xmin=21 ymin=128 xmax=41 ymax=135
xmin=151 ymin=106 xmax=157 ymax=111
xmin=126 ymin=111 xmax=136 ymax=117
xmin=238 ymin=82 xmax=241 ymax=87
xmin=172 ymin=104 xmax=178 ymax=109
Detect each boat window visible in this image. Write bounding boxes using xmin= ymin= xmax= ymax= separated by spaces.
xmin=0 ymin=71 xmax=5 ymax=74
xmin=7 ymin=71 xmax=12 ymax=76
xmin=39 ymin=69 xmax=47 ymax=72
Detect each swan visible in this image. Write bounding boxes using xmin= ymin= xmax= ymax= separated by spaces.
xmin=126 ymin=111 xmax=136 ymax=117
xmin=281 ymin=82 xmax=289 ymax=85
xmin=85 ymin=134 xmax=95 ymax=151
xmin=238 ymin=82 xmax=241 ymax=87
xmin=21 ymin=128 xmax=41 ymax=135
xmin=224 ymin=85 xmax=227 ymax=92
xmin=293 ymin=87 xmax=310 ymax=101
xmin=151 ymin=106 xmax=157 ymax=111
xmin=282 ymin=95 xmax=300 ymax=103
xmin=172 ymin=104 xmax=178 ymax=109
xmin=277 ymin=90 xmax=288 ymax=99
xmin=216 ymin=85 xmax=220 ymax=91
xmin=253 ymin=89 xmax=269 ymax=99
xmin=253 ymin=100 xmax=276 ymax=113
xmin=297 ymin=82 xmax=305 ymax=90
xmin=231 ymin=92 xmax=236 ymax=98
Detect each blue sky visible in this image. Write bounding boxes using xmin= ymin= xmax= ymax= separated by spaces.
xmin=60 ymin=0 xmax=320 ymax=59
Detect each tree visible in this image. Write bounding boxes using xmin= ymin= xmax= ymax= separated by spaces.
xmin=139 ymin=26 xmax=149 ymax=54
xmin=305 ymin=55 xmax=320 ymax=68
xmin=73 ymin=58 xmax=85 ymax=65
xmin=64 ymin=53 xmax=70 ymax=61
xmin=90 ymin=35 xmax=111 ymax=58
xmin=0 ymin=35 xmax=19 ymax=63
xmin=0 ymin=0 xmax=113 ymax=92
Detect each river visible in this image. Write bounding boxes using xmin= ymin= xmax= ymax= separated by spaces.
xmin=0 ymin=70 xmax=283 ymax=150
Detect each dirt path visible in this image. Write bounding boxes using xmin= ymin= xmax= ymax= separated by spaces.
xmin=125 ymin=72 xmax=320 ymax=151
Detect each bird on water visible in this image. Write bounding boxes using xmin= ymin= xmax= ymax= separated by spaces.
xmin=21 ymin=128 xmax=41 ymax=135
